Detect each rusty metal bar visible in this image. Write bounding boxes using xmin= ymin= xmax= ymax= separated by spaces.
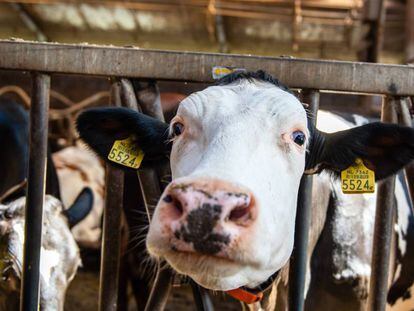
xmin=20 ymin=73 xmax=50 ymax=311
xmin=288 ymin=89 xmax=320 ymax=311
xmin=367 ymin=96 xmax=398 ymax=311
xmin=98 ymin=84 xmax=125 ymax=311
xmin=2 ymin=40 xmax=414 ymax=96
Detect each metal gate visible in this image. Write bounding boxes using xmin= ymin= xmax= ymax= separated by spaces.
xmin=0 ymin=40 xmax=413 ymax=311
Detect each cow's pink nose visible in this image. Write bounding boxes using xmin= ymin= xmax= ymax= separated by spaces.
xmin=158 ymin=178 xmax=256 ymax=255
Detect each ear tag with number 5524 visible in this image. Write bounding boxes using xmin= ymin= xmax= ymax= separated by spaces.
xmin=108 ymin=136 xmax=144 ymax=169
xmin=341 ymin=158 xmax=375 ymax=194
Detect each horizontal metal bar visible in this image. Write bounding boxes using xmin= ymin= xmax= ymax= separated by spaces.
xmin=1 ymin=40 xmax=414 ymax=95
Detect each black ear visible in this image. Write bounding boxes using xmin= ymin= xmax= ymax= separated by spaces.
xmin=306 ymin=122 xmax=414 ymax=180
xmin=76 ymin=107 xmax=171 ymax=169
xmin=63 ymin=187 xmax=94 ymax=228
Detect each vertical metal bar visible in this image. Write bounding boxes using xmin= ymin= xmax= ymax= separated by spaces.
xmin=144 ymin=264 xmax=174 ymax=311
xmin=190 ymin=280 xmax=215 ymax=311
xmin=98 ymin=83 xmax=125 ymax=311
xmin=288 ymin=89 xmax=320 ymax=311
xmin=20 ymin=73 xmax=50 ymax=311
xmin=367 ymin=96 xmax=398 ymax=311
xmin=131 ymin=79 xmax=175 ymax=311
xmin=120 ymin=78 xmax=174 ymax=311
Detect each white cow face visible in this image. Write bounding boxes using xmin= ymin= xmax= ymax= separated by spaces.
xmin=77 ymin=70 xmax=414 ymax=293
xmin=146 ymin=79 xmax=308 ymax=290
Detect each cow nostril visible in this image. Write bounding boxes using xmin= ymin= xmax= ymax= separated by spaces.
xmin=228 ymin=204 xmax=250 ymax=223
xmin=162 ymin=194 xmax=184 ymax=219
xmin=173 ymin=199 xmax=184 ymax=217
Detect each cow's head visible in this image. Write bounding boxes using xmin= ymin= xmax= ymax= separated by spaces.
xmin=77 ymin=71 xmax=414 ymax=291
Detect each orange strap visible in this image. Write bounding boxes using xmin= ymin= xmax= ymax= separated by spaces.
xmin=226 ymin=288 xmax=263 ymax=304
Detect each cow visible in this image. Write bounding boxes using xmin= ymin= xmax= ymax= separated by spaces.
xmin=52 ymin=144 xmax=105 ymax=249
xmin=304 ymin=111 xmax=414 ymax=311
xmin=76 ymin=71 xmax=414 ymax=309
xmin=0 ymin=98 xmax=93 ymax=310
xmin=0 ymin=99 xmax=60 ymax=201
xmin=0 ymin=191 xmax=94 ymax=311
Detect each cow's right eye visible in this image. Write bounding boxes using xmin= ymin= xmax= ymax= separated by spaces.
xmin=172 ymin=122 xmax=184 ymax=137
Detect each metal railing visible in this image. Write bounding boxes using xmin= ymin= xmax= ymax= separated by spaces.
xmin=0 ymin=40 xmax=413 ymax=311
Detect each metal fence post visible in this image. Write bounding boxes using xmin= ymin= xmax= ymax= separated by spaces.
xmin=289 ymin=89 xmax=320 ymax=311
xmin=20 ymin=72 xmax=50 ymax=311
xmin=98 ymin=82 xmax=125 ymax=311
xmin=367 ymin=96 xmax=398 ymax=311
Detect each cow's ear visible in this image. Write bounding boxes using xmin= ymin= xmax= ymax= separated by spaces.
xmin=76 ymin=107 xmax=171 ymax=169
xmin=305 ymin=122 xmax=414 ymax=180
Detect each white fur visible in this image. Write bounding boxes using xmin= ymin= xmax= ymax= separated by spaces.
xmin=0 ymin=196 xmax=81 ymax=311
xmin=147 ymin=79 xmax=308 ymax=290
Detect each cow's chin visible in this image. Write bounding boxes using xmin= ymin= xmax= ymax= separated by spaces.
xmin=162 ymin=250 xmax=276 ymax=291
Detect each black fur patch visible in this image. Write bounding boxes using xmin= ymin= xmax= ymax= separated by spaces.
xmin=216 ymin=70 xmax=294 ymax=95
xmin=76 ymin=107 xmax=171 ymax=169
xmin=177 ymin=203 xmax=230 ymax=255
xmin=306 ymin=122 xmax=414 ymax=180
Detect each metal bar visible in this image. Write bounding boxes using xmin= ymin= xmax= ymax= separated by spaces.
xmin=406 ymin=0 xmax=414 ymax=63
xmin=367 ymin=96 xmax=398 ymax=311
xmin=215 ymin=14 xmax=228 ymax=53
xmin=1 ymin=40 xmax=414 ymax=96
xmin=20 ymin=73 xmax=50 ymax=311
xmin=362 ymin=0 xmax=386 ymax=62
xmin=288 ymin=89 xmax=320 ymax=311
xmin=118 ymin=78 xmax=174 ymax=310
xmin=190 ymin=280 xmax=215 ymax=311
xmin=98 ymin=84 xmax=125 ymax=311
xmin=8 ymin=3 xmax=48 ymax=42
xmin=144 ymin=264 xmax=174 ymax=311
xmin=131 ymin=79 xmax=175 ymax=311
xmin=397 ymin=97 xmax=414 ymax=213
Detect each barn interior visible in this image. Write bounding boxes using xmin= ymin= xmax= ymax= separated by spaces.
xmin=0 ymin=1 xmax=413 ymax=311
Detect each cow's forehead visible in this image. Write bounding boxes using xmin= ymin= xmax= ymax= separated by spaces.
xmin=178 ymin=79 xmax=305 ymax=122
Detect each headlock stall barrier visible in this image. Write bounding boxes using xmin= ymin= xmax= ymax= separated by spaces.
xmin=0 ymin=40 xmax=413 ymax=311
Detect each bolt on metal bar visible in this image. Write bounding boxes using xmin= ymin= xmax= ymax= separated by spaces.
xmin=367 ymin=96 xmax=398 ymax=311
xmin=20 ymin=72 xmax=50 ymax=311
xmin=288 ymin=89 xmax=320 ymax=311
xmin=98 ymin=83 xmax=125 ymax=311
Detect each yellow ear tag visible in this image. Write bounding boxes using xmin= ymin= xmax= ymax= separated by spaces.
xmin=341 ymin=158 xmax=375 ymax=194
xmin=108 ymin=136 xmax=144 ymax=169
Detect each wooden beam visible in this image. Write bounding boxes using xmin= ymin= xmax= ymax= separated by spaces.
xmin=1 ymin=40 xmax=414 ymax=95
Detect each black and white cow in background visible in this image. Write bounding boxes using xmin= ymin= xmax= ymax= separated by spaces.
xmin=76 ymin=71 xmax=414 ymax=310
xmin=0 ymin=99 xmax=93 ymax=310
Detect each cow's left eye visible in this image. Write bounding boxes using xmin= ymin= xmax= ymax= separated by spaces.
xmin=292 ymin=130 xmax=306 ymax=146
xmin=172 ymin=122 xmax=184 ymax=137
